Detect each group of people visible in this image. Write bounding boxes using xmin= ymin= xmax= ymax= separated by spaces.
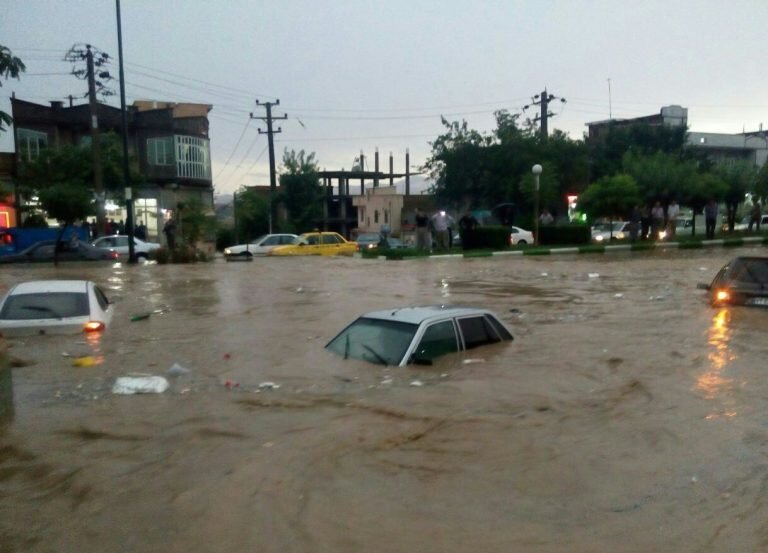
xmin=626 ymin=199 xmax=723 ymax=241
xmin=414 ymin=208 xmax=454 ymax=251
xmin=86 ymin=218 xmax=149 ymax=241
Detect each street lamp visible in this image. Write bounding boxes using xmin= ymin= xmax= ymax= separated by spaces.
xmin=532 ymin=164 xmax=542 ymax=245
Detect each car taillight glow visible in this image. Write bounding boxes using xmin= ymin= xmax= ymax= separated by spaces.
xmin=110 ymin=251 xmax=119 ymax=259
xmin=83 ymin=321 xmax=105 ymax=332
xmin=715 ymin=289 xmax=731 ymax=303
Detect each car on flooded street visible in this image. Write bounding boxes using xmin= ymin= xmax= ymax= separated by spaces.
xmin=325 ymin=305 xmax=514 ymax=366
xmin=592 ymin=221 xmax=632 ymax=242
xmin=92 ymin=235 xmax=162 ymax=260
xmin=223 ymin=233 xmax=298 ymax=258
xmin=0 ymin=240 xmax=118 ymax=264
xmin=0 ymin=280 xmax=113 ymax=337
xmin=509 ymin=226 xmax=534 ymax=245
xmin=268 ymin=231 xmax=358 ymax=256
xmin=697 ymin=256 xmax=768 ymax=307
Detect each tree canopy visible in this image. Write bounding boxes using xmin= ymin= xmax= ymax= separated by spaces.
xmin=577 ymin=174 xmax=640 ymax=221
xmin=0 ymin=45 xmax=26 ymax=133
xmin=278 ymin=149 xmax=322 ymax=233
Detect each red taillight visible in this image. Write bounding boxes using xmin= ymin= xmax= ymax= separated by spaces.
xmin=83 ymin=321 xmax=105 ymax=332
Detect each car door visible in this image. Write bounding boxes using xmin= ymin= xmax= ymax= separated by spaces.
xmin=259 ymin=235 xmax=283 ymax=254
xmin=321 ymin=233 xmax=342 ymax=255
xmin=456 ymin=315 xmax=504 ymax=350
xmin=410 ymin=320 xmax=460 ymax=364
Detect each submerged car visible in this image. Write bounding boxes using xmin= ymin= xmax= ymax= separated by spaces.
xmin=698 ymin=256 xmax=768 ymax=307
xmin=268 ymin=232 xmax=357 ymax=256
xmin=592 ymin=221 xmax=632 ymax=242
xmin=93 ymin=235 xmax=161 ymax=260
xmin=223 ymin=233 xmax=299 ymax=258
xmin=325 ymin=305 xmax=514 ymax=366
xmin=0 ymin=240 xmax=118 ymax=264
xmin=0 ymin=280 xmax=114 ymax=337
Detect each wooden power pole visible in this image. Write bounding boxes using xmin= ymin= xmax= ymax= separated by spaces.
xmin=251 ymin=100 xmax=287 ymax=232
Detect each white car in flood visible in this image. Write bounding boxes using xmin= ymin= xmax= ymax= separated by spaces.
xmin=224 ymin=233 xmax=299 ymax=258
xmin=0 ymin=280 xmax=113 ymax=337
xmin=92 ymin=235 xmax=161 ymax=260
xmin=510 ymin=226 xmax=534 ymax=245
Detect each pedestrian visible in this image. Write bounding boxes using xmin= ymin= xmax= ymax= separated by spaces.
xmin=135 ymin=220 xmax=147 ymax=241
xmin=117 ymin=219 xmax=125 ymax=235
xmin=651 ymin=201 xmax=665 ymax=240
xmin=414 ymin=208 xmax=430 ymax=251
xmin=106 ymin=219 xmax=116 ymax=235
xmin=629 ymin=204 xmax=641 ymax=242
xmin=666 ymin=199 xmax=680 ymax=239
xmin=748 ymin=199 xmax=762 ymax=232
xmin=539 ymin=209 xmax=554 ymax=225
xmin=89 ymin=219 xmax=98 ymax=240
xmin=163 ymin=218 xmax=177 ymax=249
xmin=430 ymin=209 xmax=454 ymax=250
xmin=458 ymin=210 xmax=479 ymax=250
xmin=705 ymin=199 xmax=718 ymax=240
xmin=640 ymin=204 xmax=651 ymax=240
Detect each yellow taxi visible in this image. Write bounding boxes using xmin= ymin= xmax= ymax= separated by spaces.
xmin=267 ymin=231 xmax=358 ymax=256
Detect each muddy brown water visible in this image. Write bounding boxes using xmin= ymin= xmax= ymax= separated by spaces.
xmin=2 ymin=247 xmax=768 ymax=552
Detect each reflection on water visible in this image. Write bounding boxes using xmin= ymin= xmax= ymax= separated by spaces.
xmin=698 ymin=308 xmax=737 ymax=418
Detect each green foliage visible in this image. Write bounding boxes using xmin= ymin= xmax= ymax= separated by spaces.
xmin=154 ymin=244 xmax=211 ymax=264
xmin=216 ymin=226 xmax=235 ymax=251
xmin=38 ymin=184 xmax=95 ymax=225
xmin=754 ymin=163 xmax=768 ymax=202
xmin=278 ymin=149 xmax=322 ymax=232
xmin=717 ymin=161 xmax=756 ymax=230
xmin=577 ymin=174 xmax=640 ymax=221
xmin=234 ymin=186 xmax=270 ymax=241
xmin=0 ymin=45 xmax=26 ymax=132
xmin=20 ymin=213 xmax=48 ymax=228
xmin=622 ymin=152 xmax=698 ymax=202
xmin=539 ymin=224 xmax=592 ymax=245
xmin=179 ymin=198 xmax=217 ymax=246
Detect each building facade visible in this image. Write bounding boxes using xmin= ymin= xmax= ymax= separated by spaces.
xmin=10 ymin=98 xmax=213 ymax=241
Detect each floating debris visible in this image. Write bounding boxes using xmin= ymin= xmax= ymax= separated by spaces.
xmin=112 ymin=376 xmax=169 ymax=395
xmin=409 ymin=380 xmax=424 ymax=387
xmin=258 ymin=382 xmax=280 ymax=390
xmin=166 ymin=362 xmax=190 ymax=377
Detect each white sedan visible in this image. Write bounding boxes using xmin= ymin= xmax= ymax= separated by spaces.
xmin=510 ymin=226 xmax=534 ymax=245
xmin=93 ymin=235 xmax=161 ymax=260
xmin=0 ymin=280 xmax=113 ymax=337
xmin=224 ymin=233 xmax=298 ymax=258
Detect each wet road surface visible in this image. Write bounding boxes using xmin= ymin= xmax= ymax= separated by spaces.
xmin=2 ymin=246 xmax=768 ymax=552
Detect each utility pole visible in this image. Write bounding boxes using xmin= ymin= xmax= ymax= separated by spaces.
xmin=251 ymin=100 xmax=287 ymax=232
xmin=526 ymin=88 xmax=566 ymax=138
xmin=86 ymin=45 xmax=105 ymax=236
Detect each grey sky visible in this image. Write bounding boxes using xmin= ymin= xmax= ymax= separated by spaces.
xmin=2 ymin=0 xmax=767 ymax=196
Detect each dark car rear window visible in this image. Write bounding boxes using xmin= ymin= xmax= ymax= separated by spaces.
xmin=0 ymin=292 xmax=89 ymax=320
xmin=730 ymin=258 xmax=768 ymax=285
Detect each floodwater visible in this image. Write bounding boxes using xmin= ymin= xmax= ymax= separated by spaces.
xmin=2 ymin=246 xmax=768 ymax=552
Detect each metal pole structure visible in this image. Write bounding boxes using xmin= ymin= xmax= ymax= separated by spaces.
xmin=389 ymin=152 xmax=393 ymax=187
xmin=532 ymin=164 xmax=542 ymax=245
xmin=405 ymin=148 xmax=410 ymax=196
xmin=374 ymin=147 xmax=379 ymax=188
xmin=115 ymin=0 xmax=136 ymax=263
xmin=86 ymin=45 xmax=106 ymax=237
xmin=252 ymin=101 xmax=286 ymax=233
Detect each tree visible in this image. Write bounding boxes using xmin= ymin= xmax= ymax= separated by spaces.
xmin=179 ymin=198 xmax=217 ymax=247
xmin=0 ymin=45 xmax=26 ymax=133
xmin=678 ymin=172 xmax=727 ymax=236
xmin=278 ymin=149 xmax=322 ymax=233
xmin=754 ymin=162 xmax=768 ymax=204
xmin=622 ymin=151 xmax=697 ymax=203
xmin=717 ymin=161 xmax=756 ymax=231
xmin=577 ymin=174 xmax=641 ymax=232
xmin=233 ymin=186 xmax=270 ymax=242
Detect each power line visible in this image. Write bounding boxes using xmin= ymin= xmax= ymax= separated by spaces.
xmin=214 ymin=117 xmax=251 ymax=181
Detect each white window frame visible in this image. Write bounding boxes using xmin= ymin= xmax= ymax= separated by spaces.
xmin=175 ymin=135 xmax=211 ymax=180
xmin=147 ymin=136 xmax=175 ymax=166
xmin=17 ymin=128 xmax=48 ymax=161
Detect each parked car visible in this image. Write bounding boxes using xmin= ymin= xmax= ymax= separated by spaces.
xmin=592 ymin=221 xmax=632 ymax=242
xmin=0 ymin=280 xmax=114 ymax=337
xmin=268 ymin=232 xmax=358 ymax=256
xmin=733 ymin=215 xmax=768 ymax=231
xmin=0 ymin=240 xmax=119 ymax=264
xmin=223 ymin=233 xmax=298 ymax=258
xmin=355 ymin=233 xmax=383 ymax=251
xmin=325 ymin=305 xmax=514 ymax=366
xmin=92 ymin=235 xmax=161 ymax=260
xmin=697 ymin=256 xmax=768 ymax=307
xmin=510 ymin=226 xmax=534 ymax=245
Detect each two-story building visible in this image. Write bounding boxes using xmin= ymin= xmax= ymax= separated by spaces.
xmin=10 ymin=98 xmax=213 ymax=240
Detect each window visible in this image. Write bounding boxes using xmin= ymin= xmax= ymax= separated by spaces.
xmin=147 ymin=136 xmax=174 ymax=166
xmin=322 ymin=234 xmax=341 ymax=244
xmin=175 ymin=135 xmax=211 ymax=179
xmin=0 ymin=292 xmax=89 ymax=320
xmin=414 ymin=321 xmax=459 ymax=362
xmin=17 ymin=128 xmax=48 ymax=161
xmin=458 ymin=316 xmax=502 ymax=350
xmin=384 ymin=210 xmax=389 ymax=224
xmin=263 ymin=236 xmax=281 ymax=246
xmin=374 ymin=210 xmax=379 ymax=224
xmin=94 ymin=287 xmax=110 ymax=311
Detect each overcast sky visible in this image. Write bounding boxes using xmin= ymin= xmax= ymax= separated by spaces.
xmin=2 ymin=0 xmax=767 ymax=196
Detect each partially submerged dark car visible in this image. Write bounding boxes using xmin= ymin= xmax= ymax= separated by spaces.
xmin=698 ymin=256 xmax=768 ymax=307
xmin=326 ymin=305 xmax=514 ymax=366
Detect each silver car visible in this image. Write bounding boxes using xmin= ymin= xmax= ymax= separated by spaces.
xmin=224 ymin=234 xmax=298 ymax=258
xmin=326 ymin=305 xmax=514 ymax=366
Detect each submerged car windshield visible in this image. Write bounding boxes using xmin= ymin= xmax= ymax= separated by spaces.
xmin=325 ymin=317 xmax=418 ymax=366
xmin=729 ymin=258 xmax=768 ymax=286
xmin=0 ymin=292 xmax=90 ymax=320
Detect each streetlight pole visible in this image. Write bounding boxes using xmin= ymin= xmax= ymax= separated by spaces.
xmin=115 ymin=0 xmax=136 ymax=263
xmin=532 ymin=164 xmax=542 ymax=245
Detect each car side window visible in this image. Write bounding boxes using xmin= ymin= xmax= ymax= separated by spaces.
xmin=458 ymin=316 xmax=502 ymax=350
xmin=94 ymin=286 xmax=110 ymax=310
xmin=116 ymin=237 xmax=129 ymax=247
xmin=306 ymin=235 xmax=319 ymax=245
xmin=414 ymin=321 xmax=459 ymax=361
xmin=264 ymin=236 xmax=280 ymax=246
xmin=485 ymin=315 xmax=513 ymax=340
xmin=322 ymin=234 xmax=341 ymax=244
xmin=281 ymin=236 xmax=296 ymax=244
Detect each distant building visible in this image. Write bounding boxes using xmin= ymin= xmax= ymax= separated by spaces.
xmin=586 ymin=105 xmax=688 ymax=140
xmin=687 ymin=131 xmax=768 ymax=168
xmin=10 ymin=98 xmax=213 ymax=240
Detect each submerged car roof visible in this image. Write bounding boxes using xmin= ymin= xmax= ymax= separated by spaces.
xmin=361 ymin=305 xmax=498 ymax=325
xmin=9 ymin=280 xmax=90 ymax=295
